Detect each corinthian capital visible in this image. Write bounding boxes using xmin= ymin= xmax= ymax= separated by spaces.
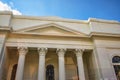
xmin=18 ymin=47 xmax=28 ymax=55
xmin=75 ymin=49 xmax=84 ymax=57
xmin=38 ymin=48 xmax=48 ymax=56
xmin=57 ymin=48 xmax=66 ymax=57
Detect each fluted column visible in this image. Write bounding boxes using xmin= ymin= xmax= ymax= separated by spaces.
xmin=75 ymin=49 xmax=85 ymax=80
xmin=38 ymin=48 xmax=47 ymax=80
xmin=15 ymin=47 xmax=28 ymax=80
xmin=57 ymin=48 xmax=66 ymax=80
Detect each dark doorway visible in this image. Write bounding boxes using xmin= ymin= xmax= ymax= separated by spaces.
xmin=46 ymin=64 xmax=54 ymax=80
xmin=11 ymin=64 xmax=17 ymax=80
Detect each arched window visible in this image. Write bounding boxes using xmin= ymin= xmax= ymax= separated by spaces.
xmin=46 ymin=64 xmax=54 ymax=80
xmin=112 ymin=56 xmax=120 ymax=80
xmin=11 ymin=64 xmax=18 ymax=80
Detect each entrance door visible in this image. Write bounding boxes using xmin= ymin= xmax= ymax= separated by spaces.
xmin=46 ymin=64 xmax=54 ymax=80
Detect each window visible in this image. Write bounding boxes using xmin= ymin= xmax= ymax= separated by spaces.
xmin=11 ymin=64 xmax=17 ymax=80
xmin=46 ymin=64 xmax=54 ymax=80
xmin=113 ymin=56 xmax=120 ymax=80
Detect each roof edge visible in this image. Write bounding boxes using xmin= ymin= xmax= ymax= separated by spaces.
xmin=0 ymin=11 xmax=120 ymax=24
xmin=0 ymin=11 xmax=13 ymax=15
xmin=88 ymin=18 xmax=120 ymax=24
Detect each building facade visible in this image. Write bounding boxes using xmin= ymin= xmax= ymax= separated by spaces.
xmin=0 ymin=11 xmax=120 ymax=80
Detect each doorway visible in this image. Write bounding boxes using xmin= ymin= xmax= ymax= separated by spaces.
xmin=11 ymin=64 xmax=17 ymax=80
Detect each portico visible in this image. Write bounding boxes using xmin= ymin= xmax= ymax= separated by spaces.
xmin=6 ymin=46 xmax=92 ymax=80
xmin=4 ymin=27 xmax=94 ymax=80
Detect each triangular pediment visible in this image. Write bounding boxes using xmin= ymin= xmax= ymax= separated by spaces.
xmin=26 ymin=26 xmax=78 ymax=35
xmin=16 ymin=23 xmax=88 ymax=37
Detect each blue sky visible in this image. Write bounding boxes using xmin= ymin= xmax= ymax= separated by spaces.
xmin=0 ymin=0 xmax=120 ymax=21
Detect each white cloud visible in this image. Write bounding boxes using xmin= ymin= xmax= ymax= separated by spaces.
xmin=0 ymin=1 xmax=22 ymax=15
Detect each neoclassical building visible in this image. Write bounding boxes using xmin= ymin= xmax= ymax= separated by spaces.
xmin=0 ymin=11 xmax=120 ymax=80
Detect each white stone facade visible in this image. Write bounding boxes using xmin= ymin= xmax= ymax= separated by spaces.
xmin=0 ymin=11 xmax=120 ymax=80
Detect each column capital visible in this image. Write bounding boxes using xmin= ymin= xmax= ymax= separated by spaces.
xmin=17 ymin=47 xmax=28 ymax=55
xmin=57 ymin=48 xmax=66 ymax=57
xmin=38 ymin=48 xmax=48 ymax=56
xmin=75 ymin=49 xmax=84 ymax=57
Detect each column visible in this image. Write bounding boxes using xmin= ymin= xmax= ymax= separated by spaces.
xmin=75 ymin=49 xmax=85 ymax=80
xmin=38 ymin=48 xmax=47 ymax=80
xmin=57 ymin=48 xmax=66 ymax=80
xmin=15 ymin=47 xmax=28 ymax=80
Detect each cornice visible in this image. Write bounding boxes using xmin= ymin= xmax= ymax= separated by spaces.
xmin=0 ymin=11 xmax=13 ymax=15
xmin=0 ymin=26 xmax=12 ymax=32
xmin=0 ymin=11 xmax=120 ymax=24
xmin=12 ymin=16 xmax=120 ymax=24
xmin=8 ymin=31 xmax=120 ymax=39
xmin=11 ymin=32 xmax=89 ymax=38
xmin=90 ymin=32 xmax=120 ymax=38
xmin=13 ymin=15 xmax=88 ymax=24
xmin=88 ymin=18 xmax=120 ymax=24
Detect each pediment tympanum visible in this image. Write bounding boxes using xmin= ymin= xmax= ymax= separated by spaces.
xmin=16 ymin=23 xmax=87 ymax=37
xmin=27 ymin=26 xmax=77 ymax=35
